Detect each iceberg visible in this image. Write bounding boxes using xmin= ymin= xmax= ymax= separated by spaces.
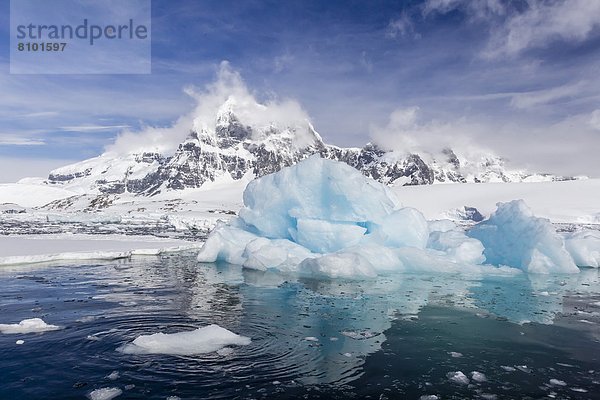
xmin=198 ymin=156 xmax=429 ymax=277
xmin=468 ymin=200 xmax=579 ymax=274
xmin=197 ymin=157 xmax=586 ymax=277
xmin=239 ymin=156 xmax=400 ymax=241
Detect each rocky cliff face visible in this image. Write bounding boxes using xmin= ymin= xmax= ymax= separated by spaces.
xmin=46 ymin=97 xmax=565 ymax=196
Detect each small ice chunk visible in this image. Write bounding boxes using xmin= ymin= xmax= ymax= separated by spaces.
xmin=341 ymin=330 xmax=378 ymax=340
xmin=515 ymin=365 xmax=532 ymax=373
xmin=216 ymin=347 xmax=234 ymax=356
xmin=304 ymin=336 xmax=319 ymax=342
xmin=343 ymin=352 xmax=352 ymax=357
xmin=106 ymin=371 xmax=119 ymax=381
xmin=118 ymin=324 xmax=251 ymax=356
xmin=0 ymin=318 xmax=61 ymax=334
xmin=16 ymin=339 xmax=24 ymax=345
xmin=468 ymin=200 xmax=579 ymax=274
xmin=88 ymin=387 xmax=123 ymax=400
xmin=419 ymin=395 xmax=439 ymax=400
xmin=166 ymin=397 xmax=181 ymax=400
xmin=448 ymin=351 xmax=463 ymax=358
xmin=549 ymin=379 xmax=566 ymax=386
xmin=471 ymin=371 xmax=487 ymax=382
xmin=570 ymin=388 xmax=588 ymax=393
xmin=447 ymin=371 xmax=470 ymax=385
xmin=556 ymin=362 xmax=575 ymax=367
xmin=501 ymin=365 xmax=516 ymax=372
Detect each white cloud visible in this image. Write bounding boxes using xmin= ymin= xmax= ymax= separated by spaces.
xmin=359 ymin=51 xmax=373 ymax=73
xmin=273 ymin=53 xmax=295 ymax=73
xmin=60 ymin=125 xmax=130 ymax=132
xmin=369 ymin=106 xmax=488 ymax=158
xmin=589 ymin=109 xmax=600 ymax=130
xmin=370 ymin=106 xmax=600 ymax=177
xmin=387 ymin=13 xmax=416 ymax=38
xmin=422 ymin=0 xmax=505 ymax=20
xmin=422 ymin=0 xmax=600 ymax=58
xmin=15 ymin=111 xmax=59 ymax=119
xmin=509 ymin=81 xmax=586 ymax=109
xmin=0 ymin=133 xmax=45 ymax=146
xmin=485 ymin=0 xmax=600 ymax=58
xmin=108 ymin=61 xmax=313 ymax=155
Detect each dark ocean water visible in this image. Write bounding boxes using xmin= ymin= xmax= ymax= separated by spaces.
xmin=0 ymin=253 xmax=599 ymax=399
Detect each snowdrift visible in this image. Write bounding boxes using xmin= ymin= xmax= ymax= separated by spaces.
xmin=197 ymin=156 xmax=597 ymax=278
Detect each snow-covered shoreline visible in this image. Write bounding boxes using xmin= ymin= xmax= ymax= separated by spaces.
xmin=0 ymin=234 xmax=200 ymax=266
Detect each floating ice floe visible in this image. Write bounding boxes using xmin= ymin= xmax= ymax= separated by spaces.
xmin=118 ymin=324 xmax=251 ymax=356
xmin=0 ymin=245 xmax=201 ymax=266
xmin=0 ymin=251 xmax=132 ymax=266
xmin=197 ymin=156 xmax=592 ymax=277
xmin=87 ymin=387 xmax=122 ymax=400
xmin=447 ymin=371 xmax=470 ymax=385
xmin=0 ymin=318 xmax=61 ymax=334
xmin=471 ymin=371 xmax=487 ymax=382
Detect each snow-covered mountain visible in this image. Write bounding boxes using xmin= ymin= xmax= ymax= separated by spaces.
xmin=46 ymin=96 xmax=569 ymax=197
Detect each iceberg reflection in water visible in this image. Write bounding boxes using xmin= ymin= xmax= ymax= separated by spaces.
xmin=0 ymin=254 xmax=598 ymax=399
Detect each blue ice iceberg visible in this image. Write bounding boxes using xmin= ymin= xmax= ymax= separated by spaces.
xmin=198 ymin=156 xmax=583 ymax=277
xmin=468 ymin=200 xmax=579 ymax=274
xmin=239 ymin=155 xmax=400 ymax=252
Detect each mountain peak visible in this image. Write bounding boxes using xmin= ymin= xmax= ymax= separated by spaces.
xmin=44 ymin=98 xmax=571 ymax=196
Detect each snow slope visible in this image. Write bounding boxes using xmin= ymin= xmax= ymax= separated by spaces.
xmin=0 ymin=184 xmax=76 ymax=207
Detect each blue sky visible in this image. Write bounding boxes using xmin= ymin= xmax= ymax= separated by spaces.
xmin=1 ymin=0 xmax=599 ymax=181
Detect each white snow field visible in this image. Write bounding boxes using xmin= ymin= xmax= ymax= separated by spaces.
xmin=198 ymin=156 xmax=600 ymax=277
xmin=118 ymin=324 xmax=251 ymax=356
xmin=392 ymin=178 xmax=600 ymax=224
xmin=0 ymin=183 xmax=77 ymax=208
